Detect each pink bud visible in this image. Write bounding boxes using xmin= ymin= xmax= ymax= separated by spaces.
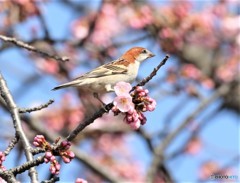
xmin=61 ymin=141 xmax=71 ymax=150
xmin=50 ymin=166 xmax=56 ymax=174
xmin=147 ymin=105 xmax=155 ymax=111
xmin=45 ymin=152 xmax=52 ymax=158
xmin=127 ymin=115 xmax=133 ymax=122
xmin=62 ymin=156 xmax=70 ymax=163
xmin=139 ymin=113 xmax=147 ymax=125
xmin=68 ymin=151 xmax=75 ymax=158
xmin=129 ymin=120 xmax=141 ymax=130
xmin=44 ymin=158 xmax=49 ymax=163
xmin=61 ymin=141 xmax=68 ymax=147
xmin=142 ymin=106 xmax=147 ymax=112
xmin=33 ymin=142 xmax=39 ymax=147
xmin=55 ymin=163 xmax=61 ymax=171
xmin=50 ymin=156 xmax=56 ymax=162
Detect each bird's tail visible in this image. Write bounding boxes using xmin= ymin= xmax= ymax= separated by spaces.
xmin=52 ymin=80 xmax=81 ymax=91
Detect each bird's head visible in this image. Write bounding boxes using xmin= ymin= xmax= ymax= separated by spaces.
xmin=122 ymin=47 xmax=155 ymax=64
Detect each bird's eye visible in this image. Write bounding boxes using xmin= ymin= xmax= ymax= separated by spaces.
xmin=141 ymin=49 xmax=147 ymax=54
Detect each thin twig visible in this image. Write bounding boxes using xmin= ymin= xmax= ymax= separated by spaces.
xmin=131 ymin=55 xmax=170 ymax=92
xmin=0 ymin=35 xmax=69 ymax=62
xmin=19 ymin=100 xmax=54 ymax=113
xmin=4 ymin=135 xmax=19 ymax=156
xmin=30 ymin=148 xmax=45 ymax=155
xmin=66 ymin=103 xmax=114 ymax=141
xmin=146 ymin=83 xmax=231 ymax=183
xmin=41 ymin=176 xmax=60 ymax=183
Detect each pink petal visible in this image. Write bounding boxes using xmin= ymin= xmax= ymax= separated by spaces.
xmin=114 ymin=82 xmax=132 ymax=96
xmin=129 ymin=120 xmax=141 ymax=130
xmin=113 ymin=96 xmax=134 ymax=112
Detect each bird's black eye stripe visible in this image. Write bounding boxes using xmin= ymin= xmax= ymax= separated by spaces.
xmin=142 ymin=49 xmax=147 ymax=54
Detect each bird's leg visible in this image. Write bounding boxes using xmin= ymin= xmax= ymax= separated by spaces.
xmin=93 ymin=92 xmax=104 ymax=105
xmin=93 ymin=92 xmax=108 ymax=112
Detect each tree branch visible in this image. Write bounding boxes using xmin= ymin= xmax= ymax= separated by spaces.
xmin=10 ymin=156 xmax=45 ymax=176
xmin=25 ymin=116 xmax=125 ymax=183
xmin=0 ymin=72 xmax=38 ymax=183
xmin=4 ymin=134 xmax=19 ymax=156
xmin=0 ymin=35 xmax=69 ymax=62
xmin=0 ymin=170 xmax=17 ymax=183
xmin=131 ymin=55 xmax=170 ymax=92
xmin=146 ymin=83 xmax=231 ymax=183
xmin=19 ymin=99 xmax=54 ymax=113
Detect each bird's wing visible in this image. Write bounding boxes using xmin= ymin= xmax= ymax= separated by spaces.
xmin=74 ymin=58 xmax=128 ymax=80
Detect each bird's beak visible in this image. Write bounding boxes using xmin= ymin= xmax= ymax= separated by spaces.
xmin=148 ymin=52 xmax=155 ymax=58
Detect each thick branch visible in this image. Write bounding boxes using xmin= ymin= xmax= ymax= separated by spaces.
xmin=10 ymin=156 xmax=45 ymax=176
xmin=0 ymin=170 xmax=17 ymax=183
xmin=0 ymin=72 xmax=38 ymax=183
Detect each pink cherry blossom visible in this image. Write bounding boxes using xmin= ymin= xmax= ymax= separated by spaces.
xmin=114 ymin=81 xmax=132 ymax=96
xmin=44 ymin=151 xmax=53 ymax=163
xmin=113 ymin=95 xmax=134 ymax=112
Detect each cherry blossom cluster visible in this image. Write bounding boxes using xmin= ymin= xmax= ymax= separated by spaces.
xmin=44 ymin=151 xmax=61 ymax=175
xmin=0 ymin=151 xmax=6 ymax=171
xmin=33 ymin=135 xmax=75 ymax=175
xmin=33 ymin=135 xmax=51 ymax=150
xmin=112 ymin=82 xmax=156 ymax=129
xmin=58 ymin=141 xmax=75 ymax=163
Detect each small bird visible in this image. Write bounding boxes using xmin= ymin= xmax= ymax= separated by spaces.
xmin=52 ymin=47 xmax=155 ymax=102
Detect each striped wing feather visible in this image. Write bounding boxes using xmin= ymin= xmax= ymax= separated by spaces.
xmin=73 ymin=59 xmax=127 ymax=80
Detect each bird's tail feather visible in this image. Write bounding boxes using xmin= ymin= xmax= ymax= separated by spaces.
xmin=52 ymin=81 xmax=81 ymax=91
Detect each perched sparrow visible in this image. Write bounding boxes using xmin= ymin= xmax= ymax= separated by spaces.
xmin=52 ymin=47 xmax=155 ymax=100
